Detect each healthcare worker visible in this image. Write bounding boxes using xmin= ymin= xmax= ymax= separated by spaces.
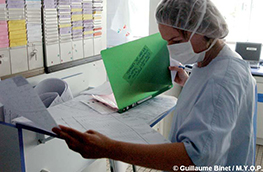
xmin=53 ymin=0 xmax=256 ymax=171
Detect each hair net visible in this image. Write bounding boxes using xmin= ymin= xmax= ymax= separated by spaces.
xmin=156 ymin=0 xmax=229 ymax=39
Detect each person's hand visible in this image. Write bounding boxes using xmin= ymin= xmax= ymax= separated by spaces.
xmin=52 ymin=125 xmax=114 ymax=159
xmin=169 ymin=66 xmax=189 ymax=86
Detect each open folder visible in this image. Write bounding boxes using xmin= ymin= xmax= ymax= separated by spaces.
xmin=96 ymin=33 xmax=173 ymax=113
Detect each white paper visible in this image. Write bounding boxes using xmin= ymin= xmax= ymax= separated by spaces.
xmin=80 ymin=81 xmax=113 ymax=95
xmin=39 ymin=92 xmax=62 ymax=107
xmin=120 ymin=95 xmax=177 ymax=125
xmin=80 ymin=82 xmax=117 ymax=112
xmin=0 ymin=76 xmax=58 ymax=132
xmin=81 ymin=98 xmax=117 ymax=115
xmin=34 ymin=78 xmax=73 ymax=107
xmin=12 ymin=116 xmax=37 ymax=128
xmin=111 ymin=114 xmax=170 ymax=144
xmin=92 ymin=94 xmax=117 ymax=109
xmin=48 ymin=94 xmax=176 ymax=144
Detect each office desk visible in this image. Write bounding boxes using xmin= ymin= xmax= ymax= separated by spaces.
xmin=251 ymin=67 xmax=263 ymax=77
xmin=251 ymin=67 xmax=263 ymax=145
xmin=0 ymin=94 xmax=177 ymax=172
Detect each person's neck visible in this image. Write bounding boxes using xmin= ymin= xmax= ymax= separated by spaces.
xmin=197 ymin=40 xmax=225 ymax=67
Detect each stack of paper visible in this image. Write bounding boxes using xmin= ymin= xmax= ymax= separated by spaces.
xmin=43 ymin=0 xmax=57 ymax=8
xmin=58 ymin=0 xmax=71 ymax=41
xmin=0 ymin=21 xmax=9 ymax=48
xmin=92 ymin=0 xmax=103 ymax=37
xmin=7 ymin=0 xmax=27 ymax=48
xmin=58 ymin=1 xmax=72 ymax=41
xmin=0 ymin=0 xmax=6 ymax=17
xmin=0 ymin=0 xmax=8 ymax=48
xmin=26 ymin=0 xmax=42 ymax=43
xmin=82 ymin=1 xmax=93 ymax=38
xmin=80 ymin=81 xmax=118 ymax=114
xmin=0 ymin=0 xmax=6 ymax=8
xmin=26 ymin=0 xmax=41 ymax=8
xmin=71 ymin=0 xmax=83 ymax=40
xmin=8 ymin=9 xmax=25 ymax=23
xmin=43 ymin=0 xmax=59 ymax=44
xmin=7 ymin=0 xmax=24 ymax=9
xmin=8 ymin=20 xmax=27 ymax=47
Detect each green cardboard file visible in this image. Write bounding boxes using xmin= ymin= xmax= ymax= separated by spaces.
xmin=101 ymin=33 xmax=173 ymax=113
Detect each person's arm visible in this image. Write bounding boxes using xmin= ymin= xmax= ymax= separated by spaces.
xmin=169 ymin=66 xmax=189 ymax=86
xmin=52 ymin=125 xmax=194 ymax=171
xmin=109 ymin=137 xmax=193 ymax=171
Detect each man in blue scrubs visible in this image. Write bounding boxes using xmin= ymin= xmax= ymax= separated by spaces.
xmin=53 ymin=0 xmax=256 ymax=171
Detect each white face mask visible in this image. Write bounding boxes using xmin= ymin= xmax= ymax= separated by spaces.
xmin=167 ymin=38 xmax=217 ymax=65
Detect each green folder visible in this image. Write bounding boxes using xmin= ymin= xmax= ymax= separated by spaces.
xmin=101 ymin=33 xmax=173 ymax=113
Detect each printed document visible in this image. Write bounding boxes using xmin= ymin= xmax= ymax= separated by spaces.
xmin=48 ymin=95 xmax=176 ymax=144
xmin=0 ymin=76 xmax=58 ymax=132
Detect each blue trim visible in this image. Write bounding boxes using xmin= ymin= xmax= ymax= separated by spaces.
xmin=61 ymin=72 xmax=83 ymax=80
xmin=16 ymin=123 xmax=58 ymax=138
xmin=0 ymin=121 xmax=16 ymax=128
xmin=18 ymin=128 xmax=26 ymax=172
xmin=254 ymin=86 xmax=258 ymax=165
xmin=258 ymin=93 xmax=263 ymax=103
xmin=150 ymin=106 xmax=176 ymax=127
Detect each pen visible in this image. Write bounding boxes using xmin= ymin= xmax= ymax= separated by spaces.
xmin=178 ymin=65 xmax=185 ymax=69
xmin=178 ymin=65 xmax=192 ymax=72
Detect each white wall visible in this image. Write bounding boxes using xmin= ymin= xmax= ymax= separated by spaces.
xmin=27 ymin=60 xmax=107 ymax=97
xmin=149 ymin=0 xmax=161 ymax=35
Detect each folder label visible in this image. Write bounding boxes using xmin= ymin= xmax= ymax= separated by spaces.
xmin=123 ymin=45 xmax=152 ymax=85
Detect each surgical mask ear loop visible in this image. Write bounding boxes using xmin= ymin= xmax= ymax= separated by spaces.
xmin=206 ymin=38 xmax=218 ymax=51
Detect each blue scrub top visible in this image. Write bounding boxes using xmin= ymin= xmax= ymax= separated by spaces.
xmin=169 ymin=45 xmax=256 ymax=170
